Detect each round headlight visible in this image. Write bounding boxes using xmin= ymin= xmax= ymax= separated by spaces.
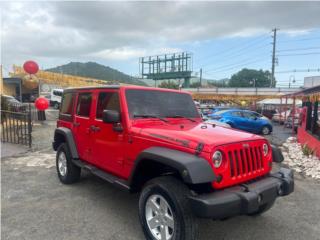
xmin=263 ymin=143 xmax=269 ymax=156
xmin=212 ymin=150 xmax=223 ymax=168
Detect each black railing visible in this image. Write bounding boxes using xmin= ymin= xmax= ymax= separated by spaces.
xmin=1 ymin=103 xmax=34 ymax=147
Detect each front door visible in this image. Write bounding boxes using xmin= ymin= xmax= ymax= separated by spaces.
xmin=73 ymin=92 xmax=94 ymax=162
xmin=90 ymin=90 xmax=125 ymax=175
xmin=242 ymin=111 xmax=260 ymax=132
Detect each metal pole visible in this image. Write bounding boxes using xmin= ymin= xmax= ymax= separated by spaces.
xmin=28 ymin=103 xmax=32 ymax=148
xmin=271 ymin=28 xmax=278 ymax=87
xmin=199 ymin=68 xmax=202 ymax=87
xmin=284 ymin=97 xmax=288 ymax=128
xmin=292 ymin=97 xmax=296 ymax=135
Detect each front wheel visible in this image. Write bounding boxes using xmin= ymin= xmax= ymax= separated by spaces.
xmin=139 ymin=176 xmax=198 ymax=240
xmin=54 ymin=102 xmax=60 ymax=109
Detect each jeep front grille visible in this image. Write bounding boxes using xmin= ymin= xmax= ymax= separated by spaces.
xmin=228 ymin=146 xmax=264 ymax=178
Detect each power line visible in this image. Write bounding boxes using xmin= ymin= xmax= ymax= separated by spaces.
xmin=277 ymin=52 xmax=320 ymax=57
xmin=204 ymin=58 xmax=270 ymax=75
xmin=198 ymin=42 xmax=270 ymax=69
xmin=194 ymin=34 xmax=270 ymax=68
xmin=275 ymin=68 xmax=320 ymax=74
xmin=278 ymin=36 xmax=320 ymax=43
xmin=204 ymin=54 xmax=267 ymax=73
xmin=277 ymin=46 xmax=320 ymax=52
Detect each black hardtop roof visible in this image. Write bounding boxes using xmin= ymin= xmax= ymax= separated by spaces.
xmin=63 ymin=85 xmax=120 ymax=93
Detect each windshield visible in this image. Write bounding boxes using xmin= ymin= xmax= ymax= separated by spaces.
xmin=125 ymin=89 xmax=200 ymax=119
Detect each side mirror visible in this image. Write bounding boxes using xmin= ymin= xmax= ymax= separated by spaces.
xmin=102 ymin=110 xmax=121 ymax=123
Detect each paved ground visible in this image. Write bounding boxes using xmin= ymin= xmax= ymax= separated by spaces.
xmin=1 ymin=117 xmax=320 ymax=240
xmin=264 ymin=123 xmax=293 ymax=146
xmin=2 ymin=150 xmax=320 ymax=240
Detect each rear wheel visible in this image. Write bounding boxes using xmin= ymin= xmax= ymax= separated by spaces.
xmin=56 ymin=143 xmax=81 ymax=184
xmin=139 ymin=176 xmax=198 ymax=240
xmin=261 ymin=126 xmax=271 ymax=135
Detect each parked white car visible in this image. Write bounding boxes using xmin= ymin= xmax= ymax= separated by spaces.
xmin=50 ymin=89 xmax=63 ymax=109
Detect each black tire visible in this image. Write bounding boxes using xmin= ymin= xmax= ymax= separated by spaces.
xmin=54 ymin=102 xmax=60 ymax=109
xmin=139 ymin=176 xmax=198 ymax=240
xmin=248 ymin=200 xmax=275 ymax=216
xmin=227 ymin=122 xmax=234 ymax=128
xmin=261 ymin=126 xmax=271 ymax=135
xmin=56 ymin=143 xmax=81 ymax=184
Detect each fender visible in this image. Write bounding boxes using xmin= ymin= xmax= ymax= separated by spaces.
xmin=53 ymin=127 xmax=79 ymax=159
xmin=130 ymin=147 xmax=216 ymax=185
xmin=271 ymin=145 xmax=284 ymax=163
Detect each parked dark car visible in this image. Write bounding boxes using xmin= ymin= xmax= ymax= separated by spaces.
xmin=1 ymin=95 xmax=27 ymax=112
xmin=210 ymin=109 xmax=273 ymax=135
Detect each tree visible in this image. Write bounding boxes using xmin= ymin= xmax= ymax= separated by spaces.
xmin=189 ymin=82 xmax=201 ymax=88
xmin=158 ymin=80 xmax=179 ymax=89
xmin=229 ymin=68 xmax=274 ymax=87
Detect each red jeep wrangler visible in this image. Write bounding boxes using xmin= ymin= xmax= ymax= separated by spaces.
xmin=53 ymin=86 xmax=294 ymax=240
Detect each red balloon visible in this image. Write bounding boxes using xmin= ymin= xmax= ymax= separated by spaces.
xmin=23 ymin=60 xmax=39 ymax=74
xmin=35 ymin=97 xmax=49 ymax=111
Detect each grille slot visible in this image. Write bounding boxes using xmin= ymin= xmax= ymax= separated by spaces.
xmin=228 ymin=145 xmax=264 ymax=178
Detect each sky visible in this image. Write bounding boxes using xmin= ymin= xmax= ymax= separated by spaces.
xmin=1 ymin=1 xmax=320 ymax=87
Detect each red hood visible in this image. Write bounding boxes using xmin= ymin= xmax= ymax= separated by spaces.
xmin=133 ymin=120 xmax=265 ymax=153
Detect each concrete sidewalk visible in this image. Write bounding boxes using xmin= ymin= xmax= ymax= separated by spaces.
xmin=1 ymin=143 xmax=29 ymax=158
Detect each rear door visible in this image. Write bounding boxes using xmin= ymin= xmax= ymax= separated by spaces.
xmin=90 ymin=90 xmax=125 ymax=175
xmin=73 ymin=91 xmax=94 ymax=162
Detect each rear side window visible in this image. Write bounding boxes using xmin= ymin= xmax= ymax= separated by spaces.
xmin=60 ymin=93 xmax=74 ymax=115
xmin=96 ymin=92 xmax=120 ymax=119
xmin=76 ymin=93 xmax=92 ymax=117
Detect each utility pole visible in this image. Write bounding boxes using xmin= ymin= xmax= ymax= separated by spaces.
xmin=271 ymin=28 xmax=278 ymax=87
xmin=199 ymin=68 xmax=202 ymax=87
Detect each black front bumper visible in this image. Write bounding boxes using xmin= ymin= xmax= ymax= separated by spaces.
xmin=189 ymin=168 xmax=294 ymax=219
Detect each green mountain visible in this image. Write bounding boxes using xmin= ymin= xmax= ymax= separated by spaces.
xmin=46 ymin=62 xmax=146 ymax=86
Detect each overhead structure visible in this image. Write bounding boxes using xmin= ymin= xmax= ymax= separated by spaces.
xmin=187 ymin=87 xmax=301 ymax=102
xmin=139 ymin=52 xmax=193 ymax=87
xmin=11 ymin=65 xmax=113 ymax=89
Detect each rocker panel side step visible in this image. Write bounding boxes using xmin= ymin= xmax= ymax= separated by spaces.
xmin=72 ymin=159 xmax=131 ymax=191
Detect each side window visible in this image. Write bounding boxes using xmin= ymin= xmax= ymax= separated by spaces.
xmin=76 ymin=93 xmax=92 ymax=117
xmin=243 ymin=112 xmax=256 ymax=119
xmin=60 ymin=93 xmax=74 ymax=115
xmin=96 ymin=92 xmax=120 ymax=119
xmin=231 ymin=111 xmax=242 ymax=117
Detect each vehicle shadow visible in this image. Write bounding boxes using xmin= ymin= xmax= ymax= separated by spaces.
xmin=77 ymin=170 xmax=293 ymax=240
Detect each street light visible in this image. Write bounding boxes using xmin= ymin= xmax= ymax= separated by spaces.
xmin=250 ymin=78 xmax=256 ymax=88
xmin=289 ymin=75 xmax=295 ymax=88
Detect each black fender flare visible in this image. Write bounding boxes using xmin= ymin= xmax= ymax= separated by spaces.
xmin=129 ymin=147 xmax=216 ymax=185
xmin=53 ymin=127 xmax=79 ymax=159
xmin=271 ymin=144 xmax=284 ymax=163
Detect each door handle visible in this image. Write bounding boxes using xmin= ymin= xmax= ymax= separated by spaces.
xmin=90 ymin=125 xmax=100 ymax=132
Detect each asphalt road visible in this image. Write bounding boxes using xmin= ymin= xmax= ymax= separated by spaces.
xmin=2 ymin=149 xmax=320 ymax=240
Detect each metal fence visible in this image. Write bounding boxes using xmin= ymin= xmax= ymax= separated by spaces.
xmin=1 ymin=103 xmax=35 ymax=147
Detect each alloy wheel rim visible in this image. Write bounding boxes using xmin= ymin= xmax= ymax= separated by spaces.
xmin=263 ymin=127 xmax=269 ymax=135
xmin=58 ymin=152 xmax=67 ymax=176
xmin=145 ymin=194 xmax=175 ymax=240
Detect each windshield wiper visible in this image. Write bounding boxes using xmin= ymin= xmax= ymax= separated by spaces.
xmin=166 ymin=115 xmax=196 ymax=122
xmin=133 ymin=114 xmax=168 ymax=122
